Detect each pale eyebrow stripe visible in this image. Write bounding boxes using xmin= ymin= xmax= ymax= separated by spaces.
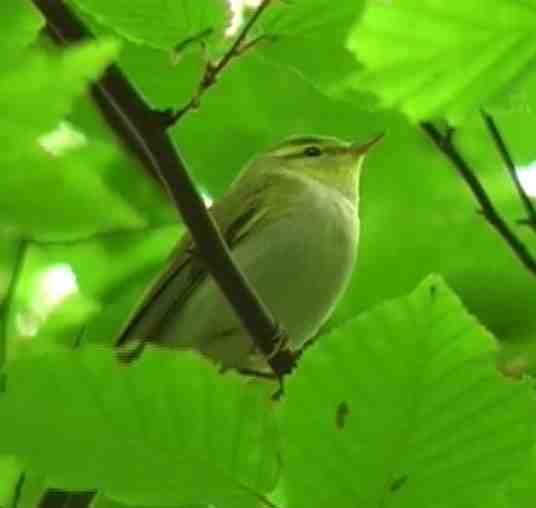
xmin=286 ymin=137 xmax=324 ymax=146
xmin=270 ymin=137 xmax=324 ymax=153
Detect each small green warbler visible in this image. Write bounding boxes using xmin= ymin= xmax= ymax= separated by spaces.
xmin=118 ymin=135 xmax=381 ymax=369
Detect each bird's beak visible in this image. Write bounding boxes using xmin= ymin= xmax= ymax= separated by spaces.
xmin=348 ymin=133 xmax=384 ymax=158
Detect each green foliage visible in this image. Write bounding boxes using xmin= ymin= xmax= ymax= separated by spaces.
xmin=4 ymin=226 xmax=180 ymax=363
xmin=2 ymin=1 xmax=536 ymax=507
xmin=1 ymin=39 xmax=118 ymax=139
xmin=348 ymin=0 xmax=536 ymax=123
xmin=0 ymin=347 xmax=279 ymax=507
xmin=0 ymin=40 xmax=162 ymax=241
xmin=0 ymin=456 xmax=21 ymax=507
xmin=69 ymin=0 xmax=228 ymax=51
xmin=0 ymin=2 xmax=43 ymax=56
xmin=283 ymin=276 xmax=534 ymax=508
xmin=259 ymin=0 xmax=366 ymax=98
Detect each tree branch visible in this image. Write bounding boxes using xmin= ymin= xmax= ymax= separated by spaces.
xmin=421 ymin=122 xmax=536 ymax=276
xmin=166 ymin=0 xmax=273 ymax=125
xmin=481 ymin=111 xmax=536 ymax=231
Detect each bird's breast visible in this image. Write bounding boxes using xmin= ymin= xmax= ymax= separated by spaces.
xmin=161 ymin=181 xmax=359 ymax=367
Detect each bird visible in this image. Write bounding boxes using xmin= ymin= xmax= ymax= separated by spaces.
xmin=117 ymin=134 xmax=382 ymax=370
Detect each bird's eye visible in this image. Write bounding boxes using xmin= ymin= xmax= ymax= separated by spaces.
xmin=303 ymin=146 xmax=323 ymax=157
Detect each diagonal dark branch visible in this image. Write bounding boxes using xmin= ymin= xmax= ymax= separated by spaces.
xmin=481 ymin=110 xmax=536 ymax=231
xmin=166 ymin=0 xmax=273 ymax=124
xmin=421 ymin=122 xmax=536 ymax=276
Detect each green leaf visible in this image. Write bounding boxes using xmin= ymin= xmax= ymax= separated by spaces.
xmin=502 ymin=444 xmax=536 ymax=508
xmin=0 ymin=347 xmax=279 ymax=507
xmin=0 ymin=140 xmax=156 ymax=242
xmin=114 ymin=41 xmax=203 ymax=112
xmin=349 ymin=0 xmax=536 ymax=123
xmin=281 ymin=275 xmax=535 ymax=508
xmin=259 ymin=0 xmax=366 ymax=100
xmin=0 ymin=2 xmax=43 ymax=54
xmin=1 ymin=39 xmax=119 ymax=140
xmin=69 ymin=0 xmax=228 ymax=51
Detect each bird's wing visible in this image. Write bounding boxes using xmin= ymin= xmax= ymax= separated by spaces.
xmin=116 ymin=175 xmax=271 ymax=348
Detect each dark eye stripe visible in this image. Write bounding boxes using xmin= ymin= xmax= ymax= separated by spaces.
xmin=270 ymin=142 xmax=340 ymax=159
xmin=270 ymin=137 xmax=326 ymax=155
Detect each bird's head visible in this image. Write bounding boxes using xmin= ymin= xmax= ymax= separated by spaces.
xmin=245 ymin=134 xmax=383 ymax=200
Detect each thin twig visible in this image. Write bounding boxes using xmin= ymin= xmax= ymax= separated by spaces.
xmin=421 ymin=122 xmax=536 ymax=276
xmin=167 ymin=0 xmax=273 ymax=125
xmin=235 ymin=33 xmax=275 ymax=56
xmin=481 ymin=110 xmax=536 ymax=231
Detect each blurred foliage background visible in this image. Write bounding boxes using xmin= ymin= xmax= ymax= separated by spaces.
xmin=1 ymin=1 xmax=536 ymax=507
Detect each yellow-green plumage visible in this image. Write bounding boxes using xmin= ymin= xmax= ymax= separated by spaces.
xmin=118 ymin=135 xmax=380 ymax=368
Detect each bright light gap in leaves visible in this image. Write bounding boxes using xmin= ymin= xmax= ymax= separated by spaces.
xmin=16 ymin=264 xmax=79 ymax=338
xmin=516 ymin=163 xmax=536 ymax=198
xmin=226 ymin=0 xmax=262 ymax=36
xmin=38 ymin=121 xmax=87 ymax=156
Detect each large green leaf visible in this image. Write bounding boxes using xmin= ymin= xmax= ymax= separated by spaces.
xmin=69 ymin=0 xmax=228 ymax=52
xmin=348 ymin=0 xmax=536 ymax=123
xmin=502 ymin=445 xmax=536 ymax=508
xmin=281 ymin=275 xmax=535 ymax=508
xmin=0 ymin=347 xmax=279 ymax=507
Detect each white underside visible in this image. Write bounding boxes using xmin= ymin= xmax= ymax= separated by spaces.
xmin=160 ymin=177 xmax=359 ymax=368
